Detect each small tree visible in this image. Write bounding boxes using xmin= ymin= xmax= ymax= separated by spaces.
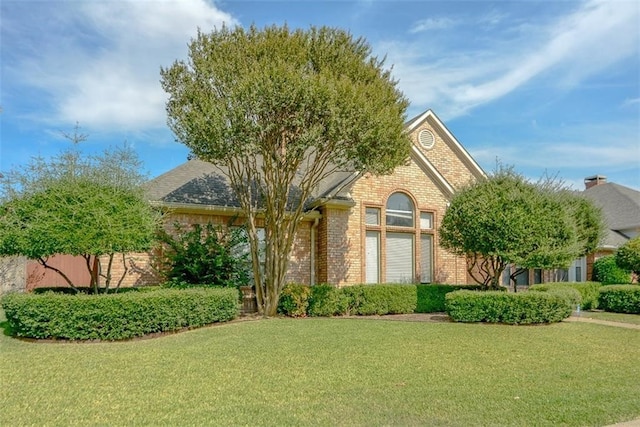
xmin=615 ymin=236 xmax=640 ymax=280
xmin=594 ymin=255 xmax=631 ymax=284
xmin=439 ymin=167 xmax=604 ymax=290
xmin=161 ymin=25 xmax=410 ymax=315
xmin=155 ymin=222 xmax=251 ymax=288
xmin=0 ymin=134 xmax=159 ymax=292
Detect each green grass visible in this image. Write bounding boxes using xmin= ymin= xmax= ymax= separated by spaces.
xmin=580 ymin=310 xmax=640 ymax=325
xmin=1 ymin=314 xmax=639 ymax=426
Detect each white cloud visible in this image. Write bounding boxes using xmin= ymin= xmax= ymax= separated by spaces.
xmin=383 ymin=0 xmax=640 ymax=119
xmin=409 ymin=17 xmax=456 ymax=34
xmin=7 ymin=0 xmax=238 ymax=132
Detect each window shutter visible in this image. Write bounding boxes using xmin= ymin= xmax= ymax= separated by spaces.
xmin=386 ymin=232 xmax=414 ymax=283
xmin=365 ymin=231 xmax=380 ymax=283
xmin=420 ymin=234 xmax=433 ymax=283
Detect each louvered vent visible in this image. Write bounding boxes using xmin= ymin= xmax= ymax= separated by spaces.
xmin=418 ymin=129 xmax=435 ymax=149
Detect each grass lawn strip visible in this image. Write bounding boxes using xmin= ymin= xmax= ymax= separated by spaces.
xmin=1 ymin=316 xmax=639 ymax=426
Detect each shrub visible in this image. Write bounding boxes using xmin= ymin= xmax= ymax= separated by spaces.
xmin=416 ymin=284 xmax=484 ymax=313
xmin=277 ymin=284 xmax=311 ymax=317
xmin=615 ymin=236 xmax=640 ymax=277
xmin=156 ymin=222 xmax=251 ymax=288
xmin=593 ymin=255 xmax=631 ymax=285
xmin=529 ymin=282 xmax=601 ymax=309
xmin=1 ymin=287 xmax=238 ymax=340
xmin=598 ymin=285 xmax=640 ymax=314
xmin=308 ymin=284 xmax=349 ymax=317
xmin=341 ymin=284 xmax=416 ymax=315
xmin=445 ymin=290 xmax=572 ymax=324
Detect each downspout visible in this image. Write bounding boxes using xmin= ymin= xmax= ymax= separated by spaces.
xmin=310 ymin=218 xmax=319 ymax=286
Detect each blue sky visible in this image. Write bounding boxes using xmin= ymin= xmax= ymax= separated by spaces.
xmin=1 ymin=0 xmax=639 ymax=190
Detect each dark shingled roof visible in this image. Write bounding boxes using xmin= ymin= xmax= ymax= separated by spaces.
xmin=583 ymin=182 xmax=640 ymax=248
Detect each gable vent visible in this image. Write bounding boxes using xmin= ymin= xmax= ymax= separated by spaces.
xmin=418 ymin=129 xmax=435 ymax=149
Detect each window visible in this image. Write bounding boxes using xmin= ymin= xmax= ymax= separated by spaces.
xmin=386 ymin=193 xmax=414 ymax=227
xmin=364 ymin=192 xmax=435 ymax=284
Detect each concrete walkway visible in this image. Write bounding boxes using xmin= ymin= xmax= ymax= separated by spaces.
xmin=564 ymin=315 xmax=640 ymax=330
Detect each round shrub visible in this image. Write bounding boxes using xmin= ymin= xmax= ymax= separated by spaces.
xmin=1 ymin=287 xmax=239 ymax=340
xmin=445 ymin=290 xmax=572 ymax=324
xmin=598 ymin=285 xmax=640 ymax=314
xmin=277 ymin=284 xmax=311 ymax=317
xmin=593 ymin=255 xmax=631 ymax=285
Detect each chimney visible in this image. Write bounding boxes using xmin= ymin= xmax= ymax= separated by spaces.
xmin=584 ymin=175 xmax=607 ymax=190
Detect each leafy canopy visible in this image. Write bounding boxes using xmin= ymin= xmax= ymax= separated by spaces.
xmin=161 ymin=25 xmax=410 ymax=315
xmin=615 ymin=236 xmax=640 ymax=278
xmin=0 ymin=141 xmax=158 ymax=291
xmin=439 ymin=167 xmax=604 ymax=289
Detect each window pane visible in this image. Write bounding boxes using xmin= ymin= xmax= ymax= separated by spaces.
xmin=386 ymin=232 xmax=414 ymax=283
xmin=365 ymin=207 xmax=380 ymax=226
xmin=420 ymin=212 xmax=433 ymax=229
xmin=420 ymin=234 xmax=432 ymax=283
xmin=365 ymin=231 xmax=380 ymax=283
xmin=386 ymin=193 xmax=414 ymax=227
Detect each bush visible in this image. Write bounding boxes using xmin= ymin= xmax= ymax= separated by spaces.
xmin=277 ymin=284 xmax=311 ymax=317
xmin=529 ymin=282 xmax=601 ymax=310
xmin=341 ymin=285 xmax=416 ymax=315
xmin=416 ymin=284 xmax=484 ymax=313
xmin=1 ymin=287 xmax=238 ymax=340
xmin=593 ymin=255 xmax=631 ymax=285
xmin=598 ymin=285 xmax=640 ymax=314
xmin=156 ymin=222 xmax=251 ymax=288
xmin=307 ymin=284 xmax=349 ymax=317
xmin=277 ymin=284 xmax=416 ymax=317
xmin=445 ymin=290 xmax=572 ymax=324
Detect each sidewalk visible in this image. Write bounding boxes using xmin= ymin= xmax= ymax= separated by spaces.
xmin=564 ymin=316 xmax=640 ymax=330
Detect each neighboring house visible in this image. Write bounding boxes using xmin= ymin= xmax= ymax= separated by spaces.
xmin=505 ymin=175 xmax=640 ymax=287
xmin=145 ymin=109 xmax=486 ymax=286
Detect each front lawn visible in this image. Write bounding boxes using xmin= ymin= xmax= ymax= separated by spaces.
xmin=579 ymin=310 xmax=640 ymax=325
xmin=1 ymin=314 xmax=639 ymax=426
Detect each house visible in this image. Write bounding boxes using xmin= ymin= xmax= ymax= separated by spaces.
xmin=504 ymin=175 xmax=640 ymax=287
xmin=581 ymin=175 xmax=640 ymax=281
xmin=144 ymin=109 xmax=486 ymax=286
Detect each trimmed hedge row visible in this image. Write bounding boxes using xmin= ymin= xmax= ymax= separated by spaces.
xmin=416 ymin=284 xmax=485 ymax=313
xmin=445 ymin=290 xmax=572 ymax=324
xmin=278 ymin=284 xmax=416 ymax=317
xmin=529 ymin=282 xmax=601 ymax=310
xmin=598 ymin=285 xmax=640 ymax=314
xmin=1 ymin=287 xmax=239 ymax=340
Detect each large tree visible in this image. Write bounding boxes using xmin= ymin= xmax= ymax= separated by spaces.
xmin=161 ymin=25 xmax=410 ymax=316
xmin=439 ymin=167 xmax=604 ymax=289
xmin=0 ymin=136 xmax=159 ymax=292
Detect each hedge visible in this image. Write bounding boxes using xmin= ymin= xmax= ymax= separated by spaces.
xmin=529 ymin=282 xmax=601 ymax=309
xmin=598 ymin=285 xmax=640 ymax=314
xmin=278 ymin=284 xmax=416 ymax=317
xmin=416 ymin=284 xmax=484 ymax=313
xmin=445 ymin=290 xmax=572 ymax=324
xmin=1 ymin=287 xmax=239 ymax=340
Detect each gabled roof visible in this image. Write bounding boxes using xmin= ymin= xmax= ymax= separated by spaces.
xmin=583 ymin=182 xmax=640 ymax=231
xmin=146 ymin=108 xmax=485 ymax=210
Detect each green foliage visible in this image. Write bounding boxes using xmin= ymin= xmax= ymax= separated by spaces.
xmin=156 ymin=222 xmax=251 ymax=288
xmin=440 ymin=166 xmax=604 ymax=290
xmin=0 ymin=141 xmax=158 ymax=291
xmin=598 ymin=285 xmax=640 ymax=314
xmin=161 ymin=25 xmax=410 ymax=316
xmin=342 ymin=285 xmax=417 ymax=315
xmin=416 ymin=284 xmax=484 ymax=313
xmin=308 ymin=284 xmax=349 ymax=317
xmin=615 ymin=236 xmax=640 ymax=277
xmin=277 ymin=284 xmax=311 ymax=317
xmin=445 ymin=290 xmax=572 ymax=324
xmin=593 ymin=256 xmax=631 ymax=285
xmin=277 ymin=284 xmax=416 ymax=317
xmin=529 ymin=282 xmax=602 ymax=310
xmin=1 ymin=287 xmax=238 ymax=340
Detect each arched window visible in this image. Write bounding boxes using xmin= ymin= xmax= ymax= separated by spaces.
xmin=386 ymin=192 xmax=414 ymax=227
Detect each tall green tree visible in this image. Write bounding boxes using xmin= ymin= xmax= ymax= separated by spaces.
xmin=439 ymin=167 xmax=604 ymax=289
xmin=0 ymin=133 xmax=159 ymax=292
xmin=161 ymin=25 xmax=410 ymax=315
